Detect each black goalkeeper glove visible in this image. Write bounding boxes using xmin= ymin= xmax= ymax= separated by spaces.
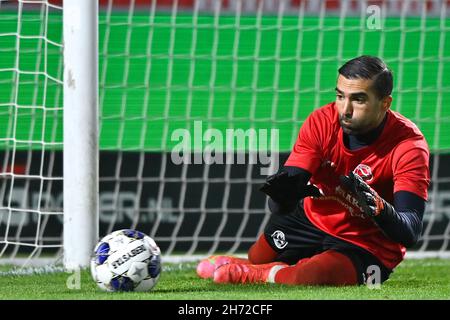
xmin=260 ymin=170 xmax=322 ymax=212
xmin=339 ymin=171 xmax=394 ymax=218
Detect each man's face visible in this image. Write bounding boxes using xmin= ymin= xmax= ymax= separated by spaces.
xmin=335 ymin=75 xmax=392 ymax=135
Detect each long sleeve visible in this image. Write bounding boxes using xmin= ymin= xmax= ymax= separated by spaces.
xmin=372 ymin=191 xmax=425 ymax=248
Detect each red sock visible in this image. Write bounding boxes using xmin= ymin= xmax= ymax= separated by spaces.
xmin=248 ymin=234 xmax=278 ymax=264
xmin=274 ymin=250 xmax=358 ymax=286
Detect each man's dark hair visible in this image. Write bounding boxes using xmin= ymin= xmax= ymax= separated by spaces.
xmin=338 ymin=55 xmax=393 ymax=99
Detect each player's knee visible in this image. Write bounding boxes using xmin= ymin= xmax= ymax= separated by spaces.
xmin=312 ymin=251 xmax=359 ymax=286
xmin=248 ymin=243 xmax=271 ymax=264
xmin=247 ymin=234 xmax=277 ymax=264
xmin=247 ymin=245 xmax=261 ymax=264
xmin=289 ymin=251 xmax=358 ymax=286
xmin=291 ymin=258 xmax=325 ymax=285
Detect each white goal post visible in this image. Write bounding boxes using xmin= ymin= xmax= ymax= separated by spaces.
xmin=63 ymin=0 xmax=99 ymax=269
xmin=0 ymin=0 xmax=449 ymax=269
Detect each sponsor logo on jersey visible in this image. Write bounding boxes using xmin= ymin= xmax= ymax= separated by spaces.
xmin=353 ymin=164 xmax=373 ymax=182
xmin=334 ymin=185 xmax=366 ymax=218
xmin=271 ymin=230 xmax=288 ymax=249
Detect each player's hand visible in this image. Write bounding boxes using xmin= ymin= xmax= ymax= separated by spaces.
xmin=339 ymin=172 xmax=384 ymax=217
xmin=260 ymin=170 xmax=322 ymax=211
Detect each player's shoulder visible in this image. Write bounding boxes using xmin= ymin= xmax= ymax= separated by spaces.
xmin=387 ymin=110 xmax=430 ymax=160
xmin=388 ymin=110 xmax=421 ymax=133
xmin=307 ymin=102 xmax=338 ymax=124
xmin=387 ymin=110 xmax=428 ymax=149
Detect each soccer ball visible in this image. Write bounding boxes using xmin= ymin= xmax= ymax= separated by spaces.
xmin=90 ymin=229 xmax=162 ymax=292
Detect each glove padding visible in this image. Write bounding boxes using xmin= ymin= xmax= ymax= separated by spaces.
xmin=339 ymin=172 xmax=384 ymax=217
xmin=260 ymin=170 xmax=322 ymax=212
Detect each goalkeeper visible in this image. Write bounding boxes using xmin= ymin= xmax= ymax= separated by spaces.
xmin=196 ymin=56 xmax=430 ymax=286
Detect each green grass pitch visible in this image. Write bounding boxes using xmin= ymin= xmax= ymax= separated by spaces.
xmin=0 ymin=258 xmax=449 ymax=300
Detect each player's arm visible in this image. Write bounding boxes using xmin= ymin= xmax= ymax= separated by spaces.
xmin=377 ymin=190 xmax=425 ymax=247
xmin=260 ymin=166 xmax=322 ymax=213
xmin=260 ymin=110 xmax=328 ymax=212
xmin=340 ymin=172 xmax=425 ymax=247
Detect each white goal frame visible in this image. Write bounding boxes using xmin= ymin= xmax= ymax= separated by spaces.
xmin=63 ymin=0 xmax=99 ymax=269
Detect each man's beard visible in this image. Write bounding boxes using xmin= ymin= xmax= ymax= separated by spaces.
xmin=339 ymin=115 xmax=364 ymax=135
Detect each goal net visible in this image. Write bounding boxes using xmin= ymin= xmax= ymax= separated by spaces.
xmin=0 ymin=0 xmax=64 ymax=265
xmin=1 ymin=0 xmax=449 ymax=267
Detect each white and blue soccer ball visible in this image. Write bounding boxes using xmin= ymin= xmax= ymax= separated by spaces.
xmin=90 ymin=229 xmax=162 ymax=292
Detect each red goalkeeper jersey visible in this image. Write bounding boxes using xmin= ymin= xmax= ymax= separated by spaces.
xmin=284 ymin=103 xmax=430 ymax=269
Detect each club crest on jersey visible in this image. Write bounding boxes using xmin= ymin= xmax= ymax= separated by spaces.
xmin=353 ymin=164 xmax=373 ymax=182
xmin=271 ymin=230 xmax=288 ymax=249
